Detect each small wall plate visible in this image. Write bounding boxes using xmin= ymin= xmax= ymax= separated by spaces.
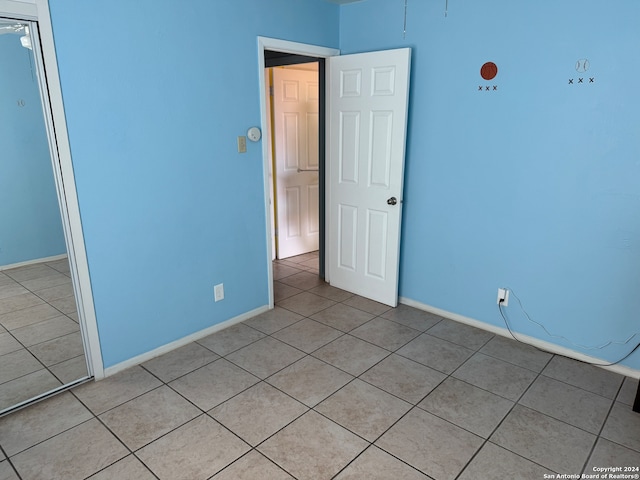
xmin=247 ymin=126 xmax=261 ymax=142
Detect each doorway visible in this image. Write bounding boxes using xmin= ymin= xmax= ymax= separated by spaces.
xmin=259 ymin=39 xmax=339 ymax=307
xmin=259 ymin=38 xmax=411 ymax=309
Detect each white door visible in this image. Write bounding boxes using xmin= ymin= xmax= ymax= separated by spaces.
xmin=328 ymin=48 xmax=411 ymax=307
xmin=273 ymin=67 xmax=320 ymax=259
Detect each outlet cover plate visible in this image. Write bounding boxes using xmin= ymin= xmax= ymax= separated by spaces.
xmin=214 ymin=283 xmax=224 ymax=302
xmin=497 ymin=288 xmax=509 ymax=307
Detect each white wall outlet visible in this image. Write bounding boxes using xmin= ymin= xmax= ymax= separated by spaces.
xmin=497 ymin=288 xmax=509 ymax=306
xmin=214 ymin=283 xmax=224 ymax=302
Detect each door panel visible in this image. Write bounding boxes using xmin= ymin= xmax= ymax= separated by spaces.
xmin=329 ymin=48 xmax=411 ymax=307
xmin=339 ymin=112 xmax=360 ymax=184
xmin=283 ymin=113 xmax=299 ymax=170
xmin=338 ymin=204 xmax=358 ymax=271
xmin=285 ymin=187 xmax=301 ymax=238
xmin=273 ymin=67 xmax=320 ymax=259
xmin=369 ymin=111 xmax=393 ymax=187
xmin=365 ymin=209 xmax=387 ymax=279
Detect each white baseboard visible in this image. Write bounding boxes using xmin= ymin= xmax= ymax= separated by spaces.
xmin=103 ymin=304 xmax=271 ymax=378
xmin=399 ymin=296 xmax=640 ymax=380
xmin=103 ymin=297 xmax=640 ymax=381
xmin=0 ymin=253 xmax=68 ymax=271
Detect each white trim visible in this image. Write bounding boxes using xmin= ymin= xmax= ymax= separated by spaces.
xmin=399 ymin=296 xmax=640 ymax=379
xmin=258 ymin=37 xmax=339 ymax=59
xmin=0 ymin=0 xmax=36 ymax=18
xmin=104 ymin=304 xmax=270 ymax=377
xmin=28 ymin=0 xmax=104 ymax=379
xmin=0 ymin=376 xmax=90 ymax=417
xmin=0 ymin=254 xmax=67 ymax=271
xmin=324 ymin=59 xmax=332 ymax=284
xmin=257 ymin=37 xmax=339 ymax=306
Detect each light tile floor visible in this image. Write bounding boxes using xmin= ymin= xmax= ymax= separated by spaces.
xmin=0 ymin=258 xmax=87 ymax=412
xmin=1 ymin=251 xmax=639 ymax=479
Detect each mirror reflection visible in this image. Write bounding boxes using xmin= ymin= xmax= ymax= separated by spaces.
xmin=0 ymin=20 xmax=88 ymax=413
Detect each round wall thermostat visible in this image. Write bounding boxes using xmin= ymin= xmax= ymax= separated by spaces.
xmin=247 ymin=127 xmax=261 ymax=142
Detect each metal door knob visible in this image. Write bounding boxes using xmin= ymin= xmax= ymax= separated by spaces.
xmin=387 ymin=197 xmax=397 ymax=206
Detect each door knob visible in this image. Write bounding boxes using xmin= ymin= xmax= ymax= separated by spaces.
xmin=387 ymin=197 xmax=397 ymax=206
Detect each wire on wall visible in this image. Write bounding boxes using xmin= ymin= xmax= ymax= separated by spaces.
xmin=498 ymin=288 xmax=640 ymax=367
xmin=403 ymin=0 xmax=408 ymax=38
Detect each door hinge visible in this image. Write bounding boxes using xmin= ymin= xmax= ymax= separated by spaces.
xmin=269 ymin=85 xmax=274 ymax=97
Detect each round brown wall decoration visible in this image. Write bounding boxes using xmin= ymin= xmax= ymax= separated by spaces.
xmin=480 ymin=62 xmax=498 ymax=80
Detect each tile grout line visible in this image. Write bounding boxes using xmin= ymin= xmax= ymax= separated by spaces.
xmin=386 ymin=312 xmax=626 ymax=445
xmin=5 ymin=255 xmax=637 ymax=478
xmin=386 ymin=324 xmax=542 ymax=477
xmin=81 ymin=363 xmax=237 ymax=479
xmin=452 ymin=352 xmax=559 ymax=478
xmin=578 ymin=379 xmax=629 ymax=476
xmin=96 ymin=303 xmax=632 ymax=480
xmin=275 ymin=284 xmax=458 ymax=478
xmin=381 ymin=329 xmax=500 ymax=478
xmin=0 ymin=447 xmax=24 ymax=480
xmin=259 ymin=276 xmax=432 ymax=477
xmin=208 ymin=448 xmax=296 ymax=480
xmin=90 ymin=402 xmax=162 ymax=480
xmin=0 ymin=259 xmax=83 ymax=411
xmin=2 ymin=414 xmax=96 ymax=460
xmin=123 ymin=358 xmax=258 ymax=479
xmin=0 ymin=332 xmax=50 ymax=397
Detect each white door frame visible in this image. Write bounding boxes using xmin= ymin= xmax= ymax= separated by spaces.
xmin=1 ymin=0 xmax=104 ymax=380
xmin=257 ymin=37 xmax=339 ymax=307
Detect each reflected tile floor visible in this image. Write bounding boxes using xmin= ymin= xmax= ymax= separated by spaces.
xmin=0 ymin=258 xmax=87 ymax=412
xmin=1 ymin=251 xmax=639 ymax=479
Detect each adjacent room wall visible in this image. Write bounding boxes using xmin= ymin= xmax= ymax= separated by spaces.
xmin=340 ymin=0 xmax=640 ymax=369
xmin=47 ymin=0 xmax=339 ymax=368
xmin=0 ymin=33 xmax=65 ymax=267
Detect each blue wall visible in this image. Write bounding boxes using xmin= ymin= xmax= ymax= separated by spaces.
xmin=47 ymin=0 xmax=640 ymax=371
xmin=48 ymin=0 xmax=339 ymax=368
xmin=340 ymin=0 xmax=640 ymax=368
xmin=0 ymin=34 xmax=65 ymax=267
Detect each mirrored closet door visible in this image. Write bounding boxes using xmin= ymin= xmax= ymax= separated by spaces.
xmin=0 ymin=18 xmax=90 ymax=415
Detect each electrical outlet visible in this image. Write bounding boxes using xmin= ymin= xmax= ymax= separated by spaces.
xmin=237 ymin=136 xmax=247 ymax=153
xmin=214 ymin=283 xmax=224 ymax=302
xmin=497 ymin=288 xmax=509 ymax=306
